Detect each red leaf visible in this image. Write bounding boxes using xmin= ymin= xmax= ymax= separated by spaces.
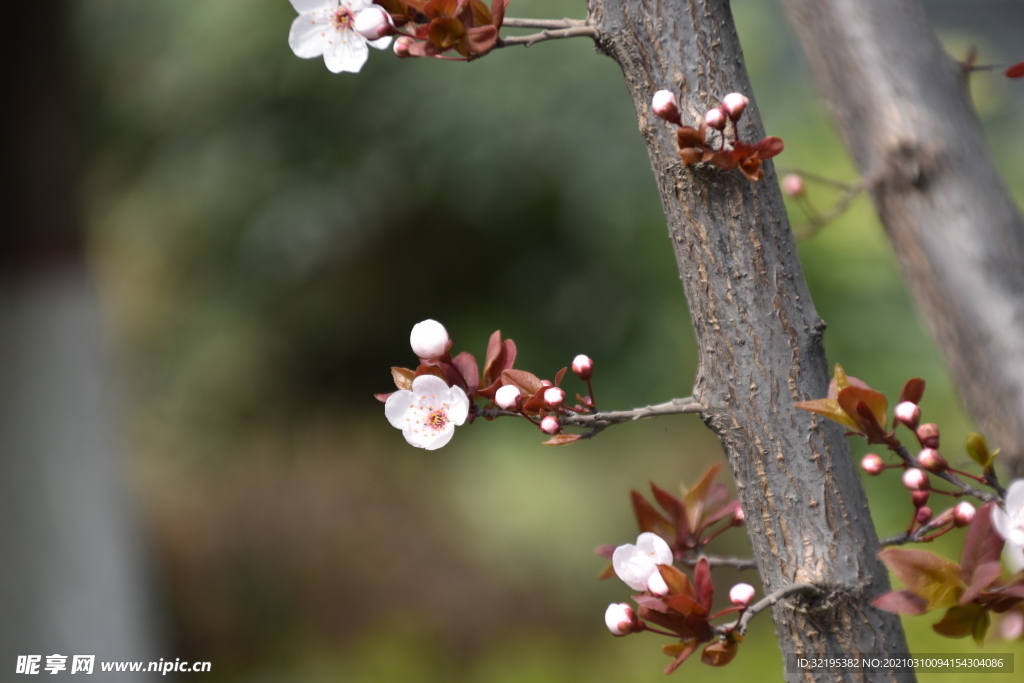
xmin=542 ymin=433 xmax=582 ymax=446
xmin=451 ymin=352 xmax=479 ymax=396
xmin=699 ymin=500 xmax=741 ymax=531
xmin=961 ymin=503 xmax=1004 ymax=583
xmin=838 ymin=385 xmax=888 ymax=430
xmin=466 ymin=24 xmax=498 ymax=54
xmin=658 ymin=564 xmax=697 ymax=601
xmin=501 ymin=368 xmax=543 ymax=396
xmin=694 ymin=557 xmax=713 ymax=611
xmin=684 ymin=464 xmax=723 ymax=534
xmin=1006 ymin=61 xmax=1024 ymax=79
xmin=500 ymin=339 xmax=516 ymax=373
xmin=490 ymin=0 xmax=506 ymax=28
xmin=899 ymin=378 xmax=926 ymax=405
xmin=413 ymin=364 xmax=448 ymax=383
xmin=650 ymin=481 xmax=684 ymax=522
xmin=677 ymin=126 xmax=705 ymax=148
xmin=753 ymin=136 xmax=784 ymax=159
xmin=631 ymin=490 xmax=673 ymax=536
xmin=594 ymin=544 xmax=616 ymax=560
xmin=960 ymin=562 xmax=1003 ymax=605
xmin=700 ymin=639 xmax=739 ymax=667
xmin=554 ymin=366 xmax=567 ymax=387
xmin=878 ymin=548 xmax=965 ymax=610
xmin=872 ymin=590 xmax=928 ymax=615
xmin=665 ymin=593 xmax=707 ymax=618
xmin=663 ymin=642 xmax=698 ymax=675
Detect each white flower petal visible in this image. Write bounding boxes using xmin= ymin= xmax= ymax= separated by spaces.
xmin=346 ymin=0 xmax=373 ymax=11
xmin=422 ymin=425 xmax=455 ymax=450
xmin=1004 ymin=543 xmax=1024 ymax=574
xmin=1007 ymin=480 xmax=1024 ymax=511
xmin=410 ymin=374 xmax=451 ymax=399
xmin=636 ymin=532 xmax=673 ymax=565
xmin=290 ymin=0 xmax=332 ymax=13
xmin=612 ymin=543 xmax=655 ymax=592
xmin=289 ymin=13 xmax=330 ymax=58
xmin=367 ymin=35 xmax=393 ymax=50
xmin=446 ymin=385 xmax=469 ymax=426
xmin=384 ymin=389 xmax=414 ymax=429
xmin=323 ymin=28 xmax=368 ymax=73
xmin=992 ymin=505 xmax=1013 ymax=542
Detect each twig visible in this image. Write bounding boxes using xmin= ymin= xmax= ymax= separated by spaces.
xmin=681 ymin=555 xmax=758 ymax=571
xmin=478 ymin=396 xmax=700 ymax=424
xmin=879 ymin=515 xmax=953 ymax=546
xmin=501 ymin=18 xmax=589 ymax=29
xmin=498 ymin=26 xmax=597 ymax=48
xmin=732 ymin=583 xmax=818 ymax=636
xmin=888 ymin=442 xmax=999 ymax=503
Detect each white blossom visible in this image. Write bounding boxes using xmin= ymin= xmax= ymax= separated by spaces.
xmin=410 ymin=319 xmax=449 ymax=360
xmin=992 ymin=479 xmax=1024 ymax=573
xmin=385 ymin=375 xmax=468 ymax=450
xmin=604 ymin=603 xmax=636 ymax=636
xmin=288 ymin=0 xmax=393 ymax=74
xmin=612 ymin=532 xmax=673 ymax=592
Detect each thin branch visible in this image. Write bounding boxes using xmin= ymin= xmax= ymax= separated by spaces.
xmin=733 ymin=583 xmax=819 ymax=636
xmin=681 ymin=555 xmax=758 ymax=571
xmin=501 ymin=17 xmax=589 ymax=29
xmin=498 ymin=26 xmax=597 ymax=48
xmin=477 ymin=396 xmax=701 ymax=435
xmin=889 ymin=442 xmax=999 ymax=503
xmin=879 ymin=514 xmax=954 ymax=546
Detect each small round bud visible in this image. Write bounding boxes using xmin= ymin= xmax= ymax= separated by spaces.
xmin=572 ymin=354 xmax=594 ymax=381
xmin=953 ymin=501 xmax=976 ymax=527
xmin=393 ymin=36 xmax=414 ymax=58
xmin=915 ymin=506 xmax=933 ymax=525
xmin=902 ymin=467 xmax=928 ymax=491
xmin=722 ymin=92 xmax=749 ymax=120
xmin=917 ymin=448 xmax=947 ymax=473
xmin=894 ymin=401 xmax=921 ymax=430
xmin=544 ymin=386 xmax=566 ymax=407
xmin=495 ymin=385 xmax=522 ymax=411
xmin=651 ymin=90 xmax=681 ymax=124
xmin=540 ymin=415 xmax=560 ymax=435
xmin=732 ymin=507 xmax=746 ymax=526
xmin=605 ymin=603 xmax=638 ymax=636
xmin=704 ymin=107 xmax=726 ymax=130
xmin=782 ymin=173 xmax=805 ymax=197
xmin=581 ymin=395 xmax=594 ymax=408
xmin=410 ymin=319 xmax=449 ymax=359
xmin=861 ymin=453 xmax=886 ymax=476
xmin=540 ymin=380 xmax=553 ymax=388
xmin=911 ymin=490 xmax=931 ymax=508
xmin=354 ymin=6 xmax=395 ymax=41
xmin=729 ymin=583 xmax=756 ymax=607
xmin=998 ymin=610 xmax=1024 ymax=641
xmin=647 ymin=570 xmax=670 ymax=596
xmin=916 ymin=423 xmax=940 ymax=449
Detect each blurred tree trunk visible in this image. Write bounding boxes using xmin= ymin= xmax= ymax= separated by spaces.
xmin=780 ymin=0 xmax=1024 ymax=479
xmin=0 ymin=2 xmax=160 ymax=679
xmin=587 ymin=1 xmax=912 ymax=680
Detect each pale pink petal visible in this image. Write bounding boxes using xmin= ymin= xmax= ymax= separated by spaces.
xmin=345 ymin=0 xmax=373 ymax=11
xmin=446 ymin=385 xmax=469 ymax=426
xmin=290 ymin=0 xmax=332 ymax=12
xmin=1004 ymin=543 xmax=1024 ymax=574
xmin=410 ymin=374 xmax=450 ymax=399
xmin=612 ymin=543 xmax=655 ymax=592
xmin=323 ymin=30 xmax=368 ymax=73
xmin=422 ymin=425 xmax=455 ymax=450
xmin=1007 ymin=480 xmax=1024 ymax=511
xmin=636 ymin=532 xmax=673 ymax=565
xmin=384 ymin=389 xmax=414 ymax=429
xmin=992 ymin=505 xmax=1013 ymax=542
xmin=367 ymin=35 xmax=393 ymax=50
xmin=289 ymin=13 xmax=330 ymax=58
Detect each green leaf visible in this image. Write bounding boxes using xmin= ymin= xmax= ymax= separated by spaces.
xmin=965 ymin=433 xmax=997 ymax=469
xmin=794 ymin=398 xmax=861 ymax=431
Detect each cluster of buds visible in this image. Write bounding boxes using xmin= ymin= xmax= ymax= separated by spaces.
xmin=377 ymin=320 xmax=598 ymax=447
xmin=379 ymin=0 xmax=507 ymax=60
xmin=651 ymin=90 xmax=783 ymax=182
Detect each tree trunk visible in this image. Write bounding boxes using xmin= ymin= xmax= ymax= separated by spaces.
xmin=780 ymin=0 xmax=1024 ymax=479
xmin=586 ymin=1 xmax=912 ymax=680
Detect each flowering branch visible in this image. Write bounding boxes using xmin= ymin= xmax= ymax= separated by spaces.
xmin=729 ymin=582 xmax=818 ymax=636
xmin=498 ymin=26 xmax=598 ymax=48
xmin=477 ymin=396 xmax=702 ymax=438
xmin=888 ymin=441 xmax=999 ymax=504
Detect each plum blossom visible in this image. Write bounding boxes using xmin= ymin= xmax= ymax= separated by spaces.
xmin=288 ymin=0 xmax=393 ymax=74
xmin=410 ymin=319 xmax=449 ymax=359
xmin=992 ymin=479 xmax=1024 ymax=573
xmin=604 ymin=603 xmax=638 ymax=636
xmin=612 ymin=532 xmax=673 ymax=592
xmin=385 ymin=375 xmax=468 ymax=450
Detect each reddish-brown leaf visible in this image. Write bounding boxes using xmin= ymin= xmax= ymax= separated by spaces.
xmin=701 ymin=639 xmax=739 ymax=667
xmin=961 ymin=503 xmax=1004 ymax=583
xmin=677 ymin=126 xmax=704 ymax=148
xmin=683 ymin=464 xmax=722 ymax=534
xmin=1006 ymin=61 xmax=1024 ymax=78
xmin=694 ymin=557 xmax=714 ymax=611
xmin=663 ymin=642 xmax=698 ymax=675
xmin=490 ymin=0 xmax=506 ymax=28
xmin=466 ymin=24 xmax=498 ymax=54
xmin=794 ymin=398 xmax=861 ymax=431
xmin=542 ymin=433 xmax=582 ymax=446
xmin=872 ymin=590 xmax=928 ymax=615
xmin=597 ymin=562 xmax=616 ymax=580
xmin=631 ymin=490 xmax=672 ymax=536
xmin=960 ymin=562 xmax=1003 ymax=605
xmin=483 ymin=330 xmax=503 ymax=385
xmin=658 ymin=564 xmax=697 ymax=601
xmin=650 ymin=481 xmax=684 ymax=522
xmin=554 ymin=366 xmax=567 ymax=387
xmin=467 ymin=0 xmax=490 ymax=25
xmin=932 ymin=604 xmax=989 ymax=646
xmin=374 ymin=391 xmax=396 ymax=403
xmin=878 ymin=548 xmax=965 ymax=610
xmin=501 ymin=368 xmax=543 ymax=396
xmin=699 ymin=500 xmax=741 ymax=531
xmin=838 ymin=385 xmax=888 ymax=430
xmin=666 ymin=593 xmax=708 ymax=618
xmin=391 ymin=366 xmax=416 ymax=391
xmin=413 ymin=364 xmax=448 ymax=382
xmin=680 ymin=147 xmax=704 ymax=165
xmin=451 ymin=352 xmax=479 ymax=396
xmin=899 ymin=378 xmax=926 ymax=405
xmin=739 ymin=156 xmax=764 ymax=182
xmin=754 ymin=136 xmax=784 ymax=159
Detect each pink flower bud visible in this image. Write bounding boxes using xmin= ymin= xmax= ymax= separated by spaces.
xmin=729 ymin=583 xmax=756 ymax=607
xmin=393 ymin=36 xmax=414 ymax=58
xmin=722 ymin=92 xmax=749 ymax=121
xmin=540 ymin=415 xmax=560 ymax=435
xmin=572 ymin=354 xmax=594 ymax=381
xmin=704 ymin=107 xmax=726 ymax=130
xmin=782 ymin=173 xmax=805 ymax=197
xmin=916 ymin=423 xmax=940 ymax=449
xmin=354 ymin=6 xmax=394 ymax=41
xmin=540 ymin=380 xmax=553 ymax=388
xmin=911 ymin=490 xmax=930 ymax=508
xmin=894 ymin=401 xmax=921 ymax=429
xmin=495 ymin=385 xmax=522 ymax=411
xmin=861 ymin=453 xmax=886 ymax=476
xmin=651 ymin=90 xmax=681 ymax=124
xmin=732 ymin=507 xmax=746 ymax=526
xmin=917 ymin=448 xmax=947 ymax=473
xmin=604 ymin=603 xmax=638 ymax=636
xmin=581 ymin=395 xmax=594 ymax=408
xmin=999 ymin=610 xmax=1024 ymax=641
xmin=647 ymin=570 xmax=670 ymax=596
xmin=902 ymin=468 xmax=928 ymax=491
xmin=953 ymin=501 xmax=976 ymax=527
xmin=544 ymin=386 xmax=566 ymax=407
xmin=410 ymin=319 xmax=449 ymax=360
xmin=915 ymin=506 xmax=933 ymax=525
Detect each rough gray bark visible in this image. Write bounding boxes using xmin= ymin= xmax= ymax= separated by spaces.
xmin=780 ymin=0 xmax=1024 ymax=479
xmin=586 ymin=1 xmax=913 ymax=680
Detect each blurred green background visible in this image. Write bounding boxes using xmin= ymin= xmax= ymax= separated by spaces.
xmin=70 ymin=0 xmax=1024 ymax=680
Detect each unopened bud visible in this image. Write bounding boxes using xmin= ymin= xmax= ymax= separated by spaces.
xmin=917 ymin=423 xmax=940 ymax=449
xmin=651 ymin=90 xmax=681 ymax=124
xmin=861 ymin=453 xmax=886 ymax=476
xmin=354 ymin=6 xmax=395 ymax=41
xmin=540 ymin=415 xmax=560 ymax=435
xmin=393 ymin=36 xmax=414 ymax=58
xmin=782 ymin=173 xmax=805 ymax=197
xmin=647 ymin=570 xmax=670 ymax=596
xmin=902 ymin=467 xmax=928 ymax=491
xmin=732 ymin=507 xmax=746 ymax=526
xmin=722 ymin=92 xmax=749 ymax=121
xmin=495 ymin=384 xmax=522 ymax=411
xmin=540 ymin=380 xmax=553 ymax=388
xmin=704 ymin=107 xmax=726 ymax=130
xmin=572 ymin=354 xmax=594 ymax=381
xmin=605 ymin=603 xmax=638 ymax=636
xmin=915 ymin=506 xmax=933 ymax=525
xmin=894 ymin=401 xmax=921 ymax=429
xmin=953 ymin=501 xmax=976 ymax=527
xmin=729 ymin=583 xmax=756 ymax=607
xmin=581 ymin=395 xmax=594 ymax=408
xmin=917 ymin=448 xmax=947 ymax=473
xmin=410 ymin=319 xmax=449 ymax=359
xmin=912 ymin=490 xmax=931 ymax=508
xmin=544 ymin=386 xmax=566 ymax=407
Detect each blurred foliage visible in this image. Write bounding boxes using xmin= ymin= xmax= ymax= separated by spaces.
xmin=74 ymin=0 xmax=1024 ymax=680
